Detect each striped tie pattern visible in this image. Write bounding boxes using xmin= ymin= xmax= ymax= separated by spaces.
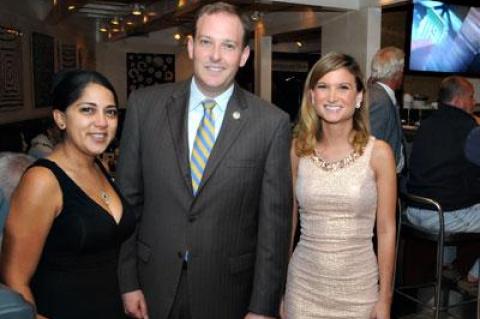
xmin=190 ymin=100 xmax=216 ymax=195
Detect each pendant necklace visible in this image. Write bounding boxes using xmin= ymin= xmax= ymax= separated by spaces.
xmin=97 ymin=167 xmax=111 ymax=207
xmin=100 ymin=191 xmax=111 ymax=205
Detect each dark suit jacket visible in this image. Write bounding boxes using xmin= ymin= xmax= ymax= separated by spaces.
xmin=368 ymin=82 xmax=404 ymax=167
xmin=116 ymin=80 xmax=293 ymax=319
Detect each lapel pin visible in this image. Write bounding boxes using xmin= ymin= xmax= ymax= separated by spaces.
xmin=232 ymin=111 xmax=241 ymax=120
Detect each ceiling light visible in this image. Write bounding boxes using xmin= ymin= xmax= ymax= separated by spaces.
xmin=111 ymin=17 xmax=120 ymax=25
xmin=174 ymin=33 xmax=181 ymax=40
xmin=132 ymin=3 xmax=143 ymax=16
xmin=99 ymin=27 xmax=108 ymax=32
xmin=112 ymin=27 xmax=120 ymax=33
xmin=296 ymin=41 xmax=303 ymax=48
xmin=68 ymin=5 xmax=75 ymax=11
xmin=126 ymin=21 xmax=134 ymax=26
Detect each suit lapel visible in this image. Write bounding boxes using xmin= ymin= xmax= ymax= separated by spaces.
xmin=195 ymin=85 xmax=249 ymax=195
xmin=166 ymin=82 xmax=193 ymax=194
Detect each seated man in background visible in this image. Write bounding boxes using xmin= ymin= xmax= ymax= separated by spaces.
xmin=406 ymin=76 xmax=480 ymax=291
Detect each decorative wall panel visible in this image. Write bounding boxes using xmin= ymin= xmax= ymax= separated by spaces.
xmin=126 ymin=53 xmax=175 ymax=96
xmin=32 ymin=32 xmax=54 ymax=108
xmin=0 ymin=27 xmax=23 ymax=110
xmin=60 ymin=43 xmax=77 ymax=70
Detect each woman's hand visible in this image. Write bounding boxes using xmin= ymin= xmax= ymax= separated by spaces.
xmin=369 ymin=299 xmax=391 ymax=319
xmin=279 ymin=296 xmax=286 ymax=319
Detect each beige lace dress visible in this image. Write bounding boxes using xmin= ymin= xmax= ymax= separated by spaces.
xmin=285 ymin=137 xmax=378 ymax=318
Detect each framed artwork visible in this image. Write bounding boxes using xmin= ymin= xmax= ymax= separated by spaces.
xmin=0 ymin=26 xmax=23 ymax=111
xmin=32 ymin=32 xmax=54 ymax=108
xmin=126 ymin=53 xmax=175 ymax=96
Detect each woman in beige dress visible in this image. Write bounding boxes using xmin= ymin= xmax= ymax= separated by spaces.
xmin=284 ymin=52 xmax=396 ymax=319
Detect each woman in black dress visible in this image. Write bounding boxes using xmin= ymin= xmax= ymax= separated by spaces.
xmin=1 ymin=70 xmax=136 ymax=319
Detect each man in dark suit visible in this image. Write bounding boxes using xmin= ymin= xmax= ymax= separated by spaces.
xmin=116 ymin=2 xmax=293 ymax=319
xmin=368 ymin=47 xmax=406 ymax=174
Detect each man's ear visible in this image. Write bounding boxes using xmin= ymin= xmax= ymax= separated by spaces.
xmin=239 ymin=45 xmax=250 ymax=67
xmin=187 ymin=35 xmax=194 ymax=60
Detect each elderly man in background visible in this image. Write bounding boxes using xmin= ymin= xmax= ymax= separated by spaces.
xmin=368 ymin=46 xmax=406 ymax=174
xmin=0 ymin=152 xmax=35 ymax=237
xmin=0 ymin=152 xmax=35 ymax=319
xmin=406 ymin=76 xmax=480 ymax=292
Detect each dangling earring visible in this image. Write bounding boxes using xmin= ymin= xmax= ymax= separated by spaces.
xmin=355 ymin=102 xmax=361 ymax=109
xmin=58 ymin=123 xmax=65 ymax=129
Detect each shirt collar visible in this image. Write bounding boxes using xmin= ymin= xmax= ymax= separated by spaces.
xmin=189 ymin=77 xmax=233 ymax=113
xmin=377 ymin=81 xmax=397 ymax=106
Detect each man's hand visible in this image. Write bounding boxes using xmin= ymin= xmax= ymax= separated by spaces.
xmin=122 ymin=290 xmax=149 ymax=319
xmin=244 ymin=312 xmax=275 ymax=319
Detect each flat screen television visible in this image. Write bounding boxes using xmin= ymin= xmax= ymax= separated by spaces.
xmin=407 ymin=0 xmax=480 ymax=77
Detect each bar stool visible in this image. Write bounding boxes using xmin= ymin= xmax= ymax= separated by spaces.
xmin=395 ymin=192 xmax=480 ymax=319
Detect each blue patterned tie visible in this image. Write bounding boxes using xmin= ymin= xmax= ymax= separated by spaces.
xmin=190 ymin=100 xmax=216 ymax=195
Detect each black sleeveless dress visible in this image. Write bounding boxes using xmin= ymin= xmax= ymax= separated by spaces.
xmin=29 ymin=159 xmax=136 ymax=319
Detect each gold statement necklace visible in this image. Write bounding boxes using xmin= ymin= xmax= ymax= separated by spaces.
xmin=311 ymin=149 xmax=360 ymax=171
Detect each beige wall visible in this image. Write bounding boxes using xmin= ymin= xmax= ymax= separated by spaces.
xmin=95 ymin=36 xmax=193 ymax=108
xmin=322 ymin=7 xmax=381 ymax=78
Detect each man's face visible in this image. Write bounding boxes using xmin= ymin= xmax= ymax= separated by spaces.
xmin=461 ymin=84 xmax=476 ymax=114
xmin=393 ymin=70 xmax=404 ymax=91
xmin=188 ymin=12 xmax=250 ymax=97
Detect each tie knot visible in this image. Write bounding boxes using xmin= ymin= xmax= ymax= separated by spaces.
xmin=202 ymin=100 xmax=216 ymax=111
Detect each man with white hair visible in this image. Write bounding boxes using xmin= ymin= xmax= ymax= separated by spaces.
xmin=0 ymin=152 xmax=35 ymax=319
xmin=0 ymin=152 xmax=35 ymax=234
xmin=368 ymin=46 xmax=406 ymax=173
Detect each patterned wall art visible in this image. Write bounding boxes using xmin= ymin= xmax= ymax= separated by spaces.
xmin=32 ymin=32 xmax=55 ymax=108
xmin=0 ymin=26 xmax=24 ymax=110
xmin=126 ymin=53 xmax=175 ymax=96
xmin=59 ymin=42 xmax=77 ymax=70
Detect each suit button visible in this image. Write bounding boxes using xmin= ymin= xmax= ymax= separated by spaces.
xmin=188 ymin=216 xmax=196 ymax=222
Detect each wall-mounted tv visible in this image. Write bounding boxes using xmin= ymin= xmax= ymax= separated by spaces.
xmin=407 ymin=0 xmax=480 ymax=77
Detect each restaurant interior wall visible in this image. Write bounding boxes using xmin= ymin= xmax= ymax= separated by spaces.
xmin=0 ymin=0 xmax=95 ymax=125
